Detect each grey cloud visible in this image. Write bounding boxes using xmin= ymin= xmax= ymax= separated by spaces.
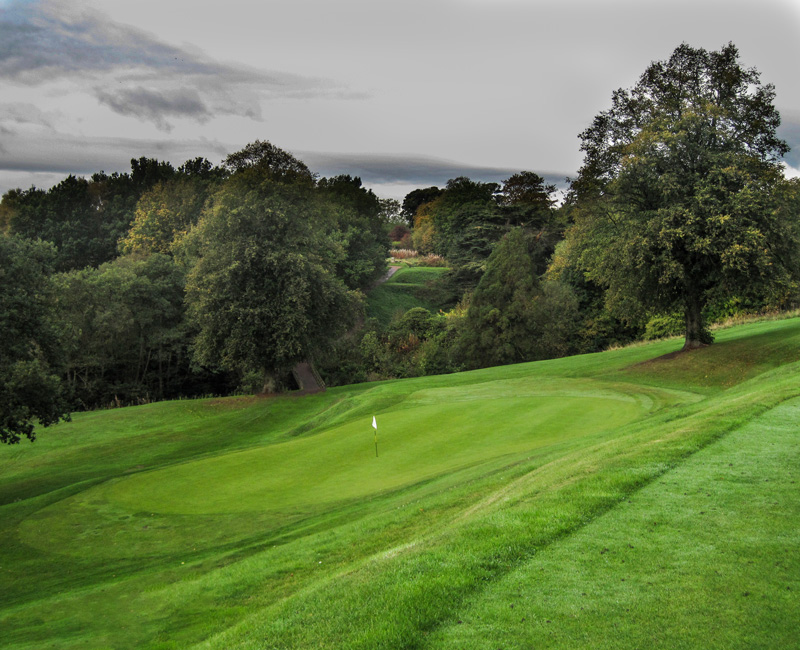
xmin=95 ymin=87 xmax=213 ymax=132
xmin=0 ymin=102 xmax=57 ymax=129
xmin=0 ymin=169 xmax=75 ymax=193
xmin=299 ymin=152 xmax=569 ymax=189
xmin=0 ymin=1 xmax=206 ymax=80
xmin=0 ymin=0 xmax=362 ymax=128
xmin=0 ymin=127 xmax=231 ymax=180
xmin=0 ymin=126 xmax=567 ymax=198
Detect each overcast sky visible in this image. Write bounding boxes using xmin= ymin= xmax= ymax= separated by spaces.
xmin=2 ymin=0 xmax=800 ymax=199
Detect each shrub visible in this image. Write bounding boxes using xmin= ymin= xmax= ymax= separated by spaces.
xmin=643 ymin=313 xmax=684 ymax=340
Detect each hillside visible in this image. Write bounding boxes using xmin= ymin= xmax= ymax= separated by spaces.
xmin=365 ymin=265 xmax=452 ymax=326
xmin=1 ymin=317 xmax=799 ymax=648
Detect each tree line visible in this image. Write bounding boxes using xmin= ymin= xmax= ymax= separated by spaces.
xmin=0 ymin=141 xmax=393 ymax=442
xmin=2 ymin=42 xmax=799 ymax=443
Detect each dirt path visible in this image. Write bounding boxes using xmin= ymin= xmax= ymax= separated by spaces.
xmin=369 ymin=265 xmax=401 ymax=291
xmin=291 ymin=361 xmax=325 ymax=394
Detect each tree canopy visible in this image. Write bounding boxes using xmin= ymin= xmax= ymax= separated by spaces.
xmin=566 ymin=42 xmax=799 ymax=349
xmin=223 ymin=139 xmax=313 ymax=182
xmin=0 ymin=236 xmax=70 ymax=443
xmin=458 ymin=228 xmax=578 ymax=368
xmin=184 ymin=165 xmax=363 ymax=390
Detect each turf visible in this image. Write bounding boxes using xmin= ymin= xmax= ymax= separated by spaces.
xmin=428 ymin=396 xmax=800 ymax=649
xmin=1 ymin=317 xmax=799 ymax=649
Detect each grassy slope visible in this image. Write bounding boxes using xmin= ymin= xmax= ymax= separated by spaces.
xmin=365 ymin=266 xmax=449 ymax=326
xmin=429 ymin=396 xmax=800 ymax=649
xmin=1 ymin=318 xmax=799 ymax=648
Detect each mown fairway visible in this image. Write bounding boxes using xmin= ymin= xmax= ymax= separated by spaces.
xmin=2 ymin=318 xmax=799 ymax=648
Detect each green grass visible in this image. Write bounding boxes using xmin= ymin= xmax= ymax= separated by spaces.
xmin=1 ymin=317 xmax=799 ymax=648
xmin=428 ymin=396 xmax=800 ymax=649
xmin=365 ymin=266 xmax=451 ymax=325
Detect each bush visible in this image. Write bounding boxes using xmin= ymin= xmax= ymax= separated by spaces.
xmin=643 ymin=313 xmax=684 ymax=340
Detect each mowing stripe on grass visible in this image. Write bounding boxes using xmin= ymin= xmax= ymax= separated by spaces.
xmin=427 ymin=397 xmax=800 ymax=649
xmin=3 ymin=318 xmax=800 ymax=649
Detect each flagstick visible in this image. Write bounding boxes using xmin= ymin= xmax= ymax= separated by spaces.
xmin=374 ymin=427 xmax=378 ymax=457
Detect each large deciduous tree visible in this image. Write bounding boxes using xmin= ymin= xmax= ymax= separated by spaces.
xmin=184 ymin=161 xmax=361 ymax=391
xmin=567 ymin=42 xmax=799 ymax=350
xmin=223 ymin=139 xmax=313 ymax=182
xmin=401 ymin=186 xmax=444 ymax=227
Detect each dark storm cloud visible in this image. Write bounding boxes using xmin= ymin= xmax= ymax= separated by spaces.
xmin=300 ymin=152 xmax=567 ymax=189
xmin=0 ymin=0 xmax=359 ymax=128
xmin=0 ymin=128 xmax=230 ymax=176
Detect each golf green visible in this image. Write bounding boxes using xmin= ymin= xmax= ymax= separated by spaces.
xmin=18 ymin=386 xmax=650 ymax=560
xmin=102 ymin=394 xmax=643 ymax=515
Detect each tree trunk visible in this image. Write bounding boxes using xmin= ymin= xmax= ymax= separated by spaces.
xmin=261 ymin=370 xmax=277 ymax=395
xmin=683 ymin=291 xmax=708 ymax=351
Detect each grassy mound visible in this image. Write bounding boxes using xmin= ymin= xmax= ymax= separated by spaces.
xmin=365 ymin=266 xmax=451 ymax=326
xmin=1 ymin=317 xmax=799 ymax=648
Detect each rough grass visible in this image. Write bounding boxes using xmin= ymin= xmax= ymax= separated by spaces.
xmin=1 ymin=317 xmax=799 ymax=649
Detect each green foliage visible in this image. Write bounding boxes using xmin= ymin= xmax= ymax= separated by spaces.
xmin=568 ymin=42 xmax=799 ymax=350
xmin=643 ymin=313 xmax=684 ymax=340
xmin=429 ymin=177 xmax=502 ymax=283
xmin=1 ymin=176 xmax=112 ymax=271
xmin=499 ymin=171 xmax=557 ymax=208
xmin=458 ymin=228 xmax=579 ymax=368
xmin=411 ymin=198 xmax=439 ymax=254
xmin=119 ymin=176 xmax=216 ymax=256
xmin=402 ymin=186 xmax=444 ymax=226
xmin=497 ymin=171 xmax=562 ymax=247
xmin=378 ymin=197 xmax=403 ymax=225
xmin=185 ymin=167 xmax=362 ymax=384
xmin=223 ymin=139 xmax=313 ymax=182
xmin=547 ymin=238 xmax=643 ymax=352
xmin=0 ymin=157 xmax=182 ymax=271
xmin=365 ymin=266 xmax=456 ymax=327
xmin=0 ymin=236 xmax=69 ymax=443
xmin=406 ymin=174 xmax=561 ymax=291
xmin=356 ymin=302 xmax=465 ymax=380
xmin=316 ymin=175 xmax=389 ymax=290
xmin=54 ymin=253 xmax=211 ymax=409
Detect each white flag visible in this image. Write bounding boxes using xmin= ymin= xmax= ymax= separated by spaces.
xmin=372 ymin=416 xmax=377 ymax=430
